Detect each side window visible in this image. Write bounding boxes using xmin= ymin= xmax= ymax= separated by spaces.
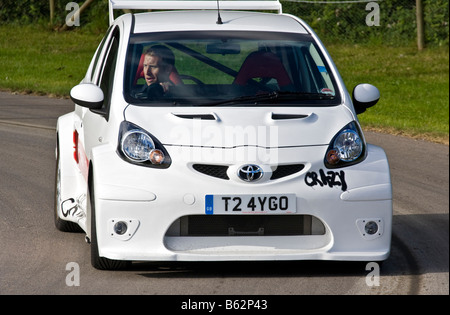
xmin=309 ymin=45 xmax=333 ymax=92
xmin=95 ymin=28 xmax=120 ymax=118
xmin=298 ymin=45 xmax=327 ymax=93
xmin=87 ymin=25 xmax=113 ymax=83
xmin=88 ymin=27 xmax=111 ymax=82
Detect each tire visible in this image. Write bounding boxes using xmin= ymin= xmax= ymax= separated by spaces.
xmin=88 ymin=174 xmax=130 ymax=270
xmin=54 ymin=142 xmax=83 ymax=233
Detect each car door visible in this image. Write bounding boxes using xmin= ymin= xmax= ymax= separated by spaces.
xmin=79 ymin=26 xmax=121 ymax=161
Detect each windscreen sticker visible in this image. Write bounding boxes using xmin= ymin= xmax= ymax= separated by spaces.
xmin=320 ymin=88 xmax=335 ymax=96
xmin=305 ymin=169 xmax=347 ymax=191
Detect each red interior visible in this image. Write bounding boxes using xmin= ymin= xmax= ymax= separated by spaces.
xmin=233 ymin=51 xmax=292 ymax=87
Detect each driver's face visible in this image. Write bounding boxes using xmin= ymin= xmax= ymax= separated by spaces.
xmin=143 ymin=55 xmax=162 ymax=86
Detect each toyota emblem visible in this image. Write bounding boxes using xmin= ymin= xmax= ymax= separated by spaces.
xmin=238 ymin=164 xmax=263 ymax=182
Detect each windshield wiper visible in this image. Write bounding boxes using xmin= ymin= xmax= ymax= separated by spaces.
xmin=198 ymin=91 xmax=278 ymax=106
xmin=197 ymin=91 xmax=335 ymax=107
xmin=274 ymin=91 xmax=336 ymax=101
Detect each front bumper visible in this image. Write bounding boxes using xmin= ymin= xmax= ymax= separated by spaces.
xmin=91 ymin=143 xmax=392 ymax=262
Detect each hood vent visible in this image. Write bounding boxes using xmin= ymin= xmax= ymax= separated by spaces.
xmin=271 ymin=113 xmax=309 ymax=120
xmin=172 ymin=113 xmax=217 ymax=120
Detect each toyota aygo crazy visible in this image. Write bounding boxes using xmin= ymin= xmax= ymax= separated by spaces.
xmin=55 ymin=0 xmax=392 ymax=270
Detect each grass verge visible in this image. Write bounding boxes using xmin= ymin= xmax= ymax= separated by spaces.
xmin=327 ymin=43 xmax=449 ymax=145
xmin=0 ymin=24 xmax=102 ymax=97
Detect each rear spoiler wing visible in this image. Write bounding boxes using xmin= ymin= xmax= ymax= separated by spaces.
xmin=108 ymin=0 xmax=283 ymax=25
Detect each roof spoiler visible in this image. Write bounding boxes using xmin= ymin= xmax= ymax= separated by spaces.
xmin=108 ymin=0 xmax=283 ymax=25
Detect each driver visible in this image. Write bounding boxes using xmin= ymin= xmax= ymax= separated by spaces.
xmin=135 ymin=45 xmax=176 ymax=99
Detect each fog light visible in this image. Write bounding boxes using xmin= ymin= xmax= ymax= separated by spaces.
xmin=113 ymin=221 xmax=128 ymax=235
xmin=364 ymin=221 xmax=379 ymax=235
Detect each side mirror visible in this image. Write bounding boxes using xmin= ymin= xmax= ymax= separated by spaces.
xmin=352 ymin=83 xmax=380 ymax=114
xmin=70 ymin=83 xmax=104 ymax=109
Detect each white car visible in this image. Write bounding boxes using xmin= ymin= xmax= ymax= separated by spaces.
xmin=55 ymin=0 xmax=392 ymax=270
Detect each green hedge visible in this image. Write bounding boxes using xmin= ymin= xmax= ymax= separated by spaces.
xmin=281 ymin=0 xmax=449 ymax=46
xmin=0 ymin=0 xmax=109 ymax=32
xmin=0 ymin=0 xmax=448 ymax=46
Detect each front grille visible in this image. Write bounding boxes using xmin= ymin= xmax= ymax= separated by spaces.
xmin=192 ymin=163 xmax=305 ymax=180
xmin=192 ymin=164 xmax=229 ymax=180
xmin=166 ymin=215 xmax=325 ymax=237
xmin=270 ymin=164 xmax=305 ymax=180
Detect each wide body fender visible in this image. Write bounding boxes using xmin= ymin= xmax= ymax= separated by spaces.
xmin=56 ymin=112 xmax=88 ymax=232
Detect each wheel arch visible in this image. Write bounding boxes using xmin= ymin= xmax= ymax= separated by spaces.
xmin=55 ymin=112 xmax=87 ymax=231
xmin=86 ymin=160 xmax=94 ymax=240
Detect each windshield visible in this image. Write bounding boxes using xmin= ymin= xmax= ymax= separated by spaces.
xmin=124 ymin=31 xmax=340 ymax=106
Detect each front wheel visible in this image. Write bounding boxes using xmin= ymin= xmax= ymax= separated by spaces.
xmin=88 ymin=176 xmax=130 ymax=270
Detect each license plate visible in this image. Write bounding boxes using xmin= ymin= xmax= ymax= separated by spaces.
xmin=205 ymin=194 xmax=296 ymax=214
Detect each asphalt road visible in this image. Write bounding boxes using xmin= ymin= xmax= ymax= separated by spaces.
xmin=0 ymin=91 xmax=448 ymax=296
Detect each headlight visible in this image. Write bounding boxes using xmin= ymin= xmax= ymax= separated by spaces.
xmin=117 ymin=121 xmax=171 ymax=168
xmin=121 ymin=130 xmax=155 ymax=162
xmin=334 ymin=129 xmax=362 ymax=162
xmin=324 ymin=121 xmax=366 ymax=168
